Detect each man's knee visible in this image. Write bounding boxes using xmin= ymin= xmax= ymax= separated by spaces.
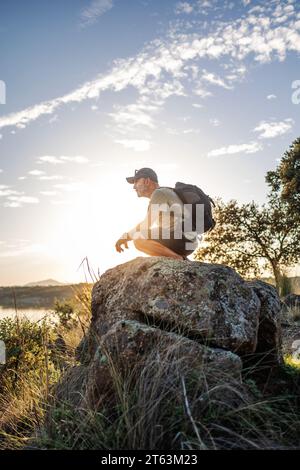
xmin=133 ymin=238 xmax=146 ymax=249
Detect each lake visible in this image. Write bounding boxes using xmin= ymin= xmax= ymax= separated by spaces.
xmin=0 ymin=306 xmax=55 ymax=322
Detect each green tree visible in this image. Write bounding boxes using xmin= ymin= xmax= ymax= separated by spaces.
xmin=194 ymin=197 xmax=300 ymax=293
xmin=266 ymin=137 xmax=300 ymax=215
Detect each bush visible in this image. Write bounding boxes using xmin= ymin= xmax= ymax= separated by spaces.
xmin=0 ymin=317 xmax=58 ymax=391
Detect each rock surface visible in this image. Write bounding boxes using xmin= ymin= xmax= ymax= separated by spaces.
xmin=59 ymin=257 xmax=282 ymax=409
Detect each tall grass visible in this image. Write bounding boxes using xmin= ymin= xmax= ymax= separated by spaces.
xmin=0 ymin=280 xmax=299 ymax=450
xmin=38 ymin=337 xmax=300 ymax=450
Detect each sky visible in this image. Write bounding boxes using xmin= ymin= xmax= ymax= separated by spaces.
xmin=0 ymin=0 xmax=300 ymax=285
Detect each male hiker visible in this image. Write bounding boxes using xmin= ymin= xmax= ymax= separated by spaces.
xmin=115 ymin=168 xmax=199 ymax=260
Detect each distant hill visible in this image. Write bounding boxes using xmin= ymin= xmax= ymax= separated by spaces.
xmin=25 ymin=279 xmax=65 ymax=287
xmin=24 ymin=279 xmax=66 ymax=287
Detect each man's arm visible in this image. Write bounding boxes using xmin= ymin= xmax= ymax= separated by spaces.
xmin=115 ymin=216 xmax=149 ymax=253
xmin=115 ymin=189 xmax=168 ymax=252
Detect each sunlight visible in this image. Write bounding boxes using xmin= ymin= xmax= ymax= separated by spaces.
xmin=46 ymin=174 xmax=149 ymax=281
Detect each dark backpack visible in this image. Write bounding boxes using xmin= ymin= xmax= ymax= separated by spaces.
xmin=172 ymin=182 xmax=216 ymax=234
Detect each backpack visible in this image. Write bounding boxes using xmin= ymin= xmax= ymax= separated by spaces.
xmin=172 ymin=182 xmax=216 ymax=234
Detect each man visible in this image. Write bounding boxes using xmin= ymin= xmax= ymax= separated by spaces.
xmin=115 ymin=168 xmax=198 ymax=260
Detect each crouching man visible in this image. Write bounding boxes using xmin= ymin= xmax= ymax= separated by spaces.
xmin=115 ymin=168 xmax=199 ymax=260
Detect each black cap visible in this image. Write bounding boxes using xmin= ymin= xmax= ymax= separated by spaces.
xmin=126 ymin=168 xmax=158 ymax=184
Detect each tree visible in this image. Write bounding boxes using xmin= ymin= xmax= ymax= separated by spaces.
xmin=194 ymin=197 xmax=300 ymax=293
xmin=266 ymin=137 xmax=300 ymax=215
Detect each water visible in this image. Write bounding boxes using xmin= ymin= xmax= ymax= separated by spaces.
xmin=0 ymin=306 xmax=54 ymax=323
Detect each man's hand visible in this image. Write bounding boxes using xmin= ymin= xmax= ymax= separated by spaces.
xmin=115 ymin=234 xmax=131 ymax=253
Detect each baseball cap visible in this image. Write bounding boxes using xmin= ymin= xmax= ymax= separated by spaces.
xmin=126 ymin=168 xmax=158 ymax=184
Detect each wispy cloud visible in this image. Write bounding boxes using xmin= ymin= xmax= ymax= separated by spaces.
xmin=267 ymin=94 xmax=277 ymax=100
xmin=37 ymin=155 xmax=89 ymax=164
xmin=38 ymin=175 xmax=64 ymax=181
xmin=3 ymin=196 xmax=39 ymax=208
xmin=28 ymin=170 xmax=45 ymax=176
xmin=115 ymin=139 xmax=151 ymax=152
xmin=40 ymin=191 xmax=58 ymax=196
xmin=207 ymin=141 xmax=263 ymax=157
xmin=253 ymin=118 xmax=294 ymax=139
xmin=201 ymin=70 xmax=233 ymax=90
xmin=175 ymin=2 xmax=194 ymax=14
xmin=80 ymin=0 xmax=114 ymax=28
xmin=0 ymin=185 xmax=23 ymax=198
xmin=37 ymin=156 xmax=64 ymax=165
xmin=1 ymin=2 xmax=300 ymax=135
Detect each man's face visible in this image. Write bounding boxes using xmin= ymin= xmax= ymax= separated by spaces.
xmin=133 ymin=178 xmax=149 ymax=197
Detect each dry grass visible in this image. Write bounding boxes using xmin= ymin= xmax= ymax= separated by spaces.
xmin=0 ymin=280 xmax=299 ymax=450
xmin=37 ymin=338 xmax=300 ymax=450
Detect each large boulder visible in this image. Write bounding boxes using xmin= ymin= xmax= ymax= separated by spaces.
xmin=247 ymin=280 xmax=282 ymax=365
xmin=60 ymin=257 xmax=282 ymax=410
xmin=90 ymin=257 xmax=279 ymax=356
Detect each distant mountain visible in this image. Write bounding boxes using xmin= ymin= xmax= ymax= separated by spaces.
xmin=24 ymin=279 xmax=66 ymax=287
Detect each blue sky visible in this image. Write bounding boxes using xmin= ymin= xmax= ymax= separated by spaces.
xmin=0 ymin=0 xmax=300 ymax=285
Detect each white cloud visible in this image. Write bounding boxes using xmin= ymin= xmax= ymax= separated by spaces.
xmin=175 ymin=2 xmax=193 ymax=14
xmin=0 ymin=169 xmax=3 ymax=173
xmin=184 ymin=128 xmax=201 ymax=134
xmin=253 ymin=118 xmax=294 ymax=138
xmin=1 ymin=3 xmax=300 ymax=134
xmin=115 ymin=139 xmax=151 ymax=152
xmin=194 ymin=87 xmax=213 ymax=98
xmin=40 ymin=191 xmax=58 ymax=196
xmin=80 ymin=0 xmax=113 ymax=27
xmin=37 ymin=156 xmax=64 ymax=165
xmin=201 ymin=70 xmax=233 ymax=89
xmin=37 ymin=155 xmax=88 ymax=164
xmin=207 ymin=141 xmax=263 ymax=157
xmin=109 ymin=103 xmax=156 ymax=134
xmin=28 ymin=170 xmax=45 ymax=176
xmin=60 ymin=156 xmax=89 ymax=163
xmin=192 ymin=103 xmax=204 ymax=108
xmin=6 ymin=196 xmax=39 ymax=204
xmin=39 ymin=175 xmax=64 ymax=181
xmin=18 ymin=176 xmax=27 ymax=180
xmin=267 ymin=94 xmax=277 ymax=100
xmin=0 ymin=185 xmax=23 ymax=197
